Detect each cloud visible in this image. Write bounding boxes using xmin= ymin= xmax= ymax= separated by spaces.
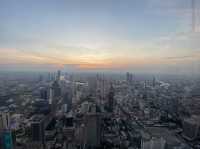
xmin=165 ymin=55 xmax=196 ymax=60
xmin=155 ymin=31 xmax=200 ymax=56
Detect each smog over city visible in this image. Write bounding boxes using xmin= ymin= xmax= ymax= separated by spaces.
xmin=0 ymin=0 xmax=200 ymax=149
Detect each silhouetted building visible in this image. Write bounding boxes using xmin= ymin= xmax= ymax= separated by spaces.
xmin=33 ymin=99 xmax=50 ymax=115
xmin=51 ymin=81 xmax=61 ymax=98
xmin=29 ymin=115 xmax=45 ymax=149
xmin=63 ymin=91 xmax=72 ymax=112
xmin=40 ymin=87 xmax=48 ymax=100
xmin=152 ymin=76 xmax=156 ymax=87
xmin=64 ymin=117 xmax=74 ymax=127
xmin=49 ymin=81 xmax=61 ymax=112
xmin=126 ymin=72 xmax=133 ymax=84
xmin=107 ymin=84 xmax=114 ymax=113
xmin=83 ymin=104 xmax=102 ymax=148
xmin=56 ymin=70 xmax=61 ymax=81
xmin=63 ymin=115 xmax=75 ymax=143
xmin=85 ymin=113 xmax=101 ymax=148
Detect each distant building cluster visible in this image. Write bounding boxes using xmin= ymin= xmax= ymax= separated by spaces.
xmin=0 ymin=71 xmax=199 ymax=149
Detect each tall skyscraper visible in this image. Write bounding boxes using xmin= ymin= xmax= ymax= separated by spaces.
xmin=152 ymin=77 xmax=156 ymax=87
xmin=51 ymin=81 xmax=61 ymax=98
xmin=107 ymin=84 xmax=114 ymax=113
xmin=0 ymin=131 xmax=13 ymax=149
xmin=49 ymin=87 xmax=53 ymax=105
xmin=63 ymin=91 xmax=72 ymax=112
xmin=40 ymin=87 xmax=48 ymax=100
xmin=126 ymin=72 xmax=133 ymax=85
xmin=56 ymin=70 xmax=61 ymax=81
xmin=0 ymin=112 xmax=10 ymax=130
xmin=49 ymin=81 xmax=61 ymax=112
xmin=0 ymin=112 xmax=13 ymax=149
xmin=29 ymin=115 xmax=45 ymax=149
xmin=84 ymin=105 xmax=101 ymax=148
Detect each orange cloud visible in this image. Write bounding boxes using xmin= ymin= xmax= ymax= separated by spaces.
xmin=0 ymin=47 xmax=199 ymax=71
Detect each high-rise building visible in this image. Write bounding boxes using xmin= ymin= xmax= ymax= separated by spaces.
xmin=107 ymin=84 xmax=114 ymax=113
xmin=0 ymin=112 xmax=13 ymax=149
xmin=85 ymin=113 xmax=101 ymax=148
xmin=51 ymin=81 xmax=61 ymax=98
xmin=0 ymin=131 xmax=14 ymax=149
xmin=0 ymin=112 xmax=10 ymax=130
xmin=49 ymin=87 xmax=53 ymax=105
xmin=29 ymin=115 xmax=45 ymax=149
xmin=182 ymin=116 xmax=200 ymax=141
xmin=49 ymin=81 xmax=61 ymax=113
xmin=141 ymin=137 xmax=166 ymax=149
xmin=83 ymin=104 xmax=102 ymax=148
xmin=126 ymin=72 xmax=133 ymax=84
xmin=63 ymin=91 xmax=72 ymax=112
xmin=40 ymin=87 xmax=48 ymax=100
xmin=56 ymin=70 xmax=61 ymax=81
xmin=152 ymin=77 xmax=156 ymax=87
xmin=31 ymin=122 xmax=44 ymax=142
xmin=62 ymin=104 xmax=68 ymax=113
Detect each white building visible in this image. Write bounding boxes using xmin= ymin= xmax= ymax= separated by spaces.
xmin=0 ymin=112 xmax=10 ymax=130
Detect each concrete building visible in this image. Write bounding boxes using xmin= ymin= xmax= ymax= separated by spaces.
xmin=40 ymin=87 xmax=48 ymax=100
xmin=84 ymin=113 xmax=101 ymax=148
xmin=107 ymin=84 xmax=114 ymax=113
xmin=141 ymin=137 xmax=166 ymax=149
xmin=0 ymin=112 xmax=10 ymax=130
xmin=51 ymin=81 xmax=61 ymax=98
xmin=63 ymin=90 xmax=72 ymax=112
xmin=83 ymin=104 xmax=102 ymax=148
xmin=56 ymin=70 xmax=61 ymax=81
xmin=29 ymin=115 xmax=45 ymax=149
xmin=126 ymin=72 xmax=133 ymax=85
xmin=0 ymin=112 xmax=14 ymax=149
xmin=0 ymin=130 xmax=14 ymax=149
xmin=182 ymin=115 xmax=200 ymax=141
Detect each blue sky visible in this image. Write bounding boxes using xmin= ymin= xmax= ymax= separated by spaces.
xmin=0 ymin=0 xmax=199 ymax=74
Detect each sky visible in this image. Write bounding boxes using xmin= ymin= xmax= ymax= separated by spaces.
xmin=0 ymin=0 xmax=200 ymax=74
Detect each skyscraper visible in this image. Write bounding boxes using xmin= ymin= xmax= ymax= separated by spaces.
xmin=0 ymin=131 xmax=13 ymax=149
xmin=40 ymin=87 xmax=48 ymax=100
xmin=63 ymin=91 xmax=72 ymax=112
xmin=126 ymin=72 xmax=133 ymax=85
xmin=152 ymin=77 xmax=156 ymax=87
xmin=107 ymin=84 xmax=114 ymax=113
xmin=0 ymin=112 xmax=10 ymax=130
xmin=51 ymin=81 xmax=61 ymax=98
xmin=29 ymin=115 xmax=45 ymax=149
xmin=49 ymin=81 xmax=61 ymax=112
xmin=56 ymin=70 xmax=61 ymax=81
xmin=0 ymin=112 xmax=13 ymax=149
xmin=84 ymin=104 xmax=101 ymax=148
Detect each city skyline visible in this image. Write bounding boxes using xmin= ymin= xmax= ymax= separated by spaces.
xmin=0 ymin=0 xmax=200 ymax=74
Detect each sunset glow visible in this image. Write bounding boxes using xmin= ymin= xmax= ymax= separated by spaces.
xmin=0 ymin=0 xmax=199 ymax=73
